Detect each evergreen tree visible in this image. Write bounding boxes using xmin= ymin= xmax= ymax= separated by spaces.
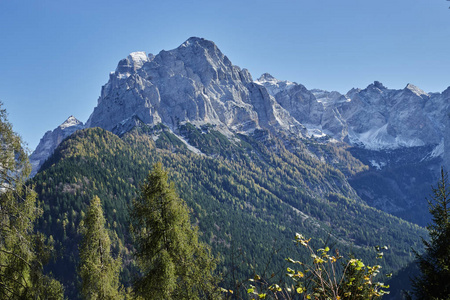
xmin=0 ymin=102 xmax=64 ymax=299
xmin=130 ymin=162 xmax=220 ymax=300
xmin=412 ymin=168 xmax=450 ymax=299
xmin=79 ymin=196 xmax=123 ymax=299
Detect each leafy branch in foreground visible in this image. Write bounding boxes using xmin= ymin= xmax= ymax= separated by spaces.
xmin=247 ymin=233 xmax=390 ymax=299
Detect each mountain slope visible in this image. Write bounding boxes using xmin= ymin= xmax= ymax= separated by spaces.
xmin=28 ymin=37 xmax=450 ymax=231
xmin=31 ymin=126 xmax=426 ymax=298
xmin=26 ymin=37 xmax=450 ymax=298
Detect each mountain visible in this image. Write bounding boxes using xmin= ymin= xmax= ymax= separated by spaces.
xmin=31 ymin=126 xmax=425 ymax=298
xmin=29 ymin=116 xmax=84 ymax=176
xmin=255 ymin=75 xmax=449 ymax=225
xmin=29 ymin=37 xmax=450 ymax=227
xmin=85 ymin=37 xmax=306 ymax=139
xmin=258 ymin=76 xmax=449 ymax=152
xmin=31 ymin=37 xmax=450 ymax=169
xmin=26 ymin=36 xmax=450 ymax=297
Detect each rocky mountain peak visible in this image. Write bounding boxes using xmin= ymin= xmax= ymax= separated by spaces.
xmin=346 ymin=88 xmax=362 ymax=98
xmin=115 ymin=51 xmax=149 ymax=76
xmin=29 ymin=116 xmax=85 ymax=176
xmin=373 ymin=81 xmax=386 ymax=89
xmin=443 ymin=86 xmax=450 ymax=97
xmin=59 ymin=115 xmax=83 ymax=130
xmin=258 ymin=73 xmax=276 ymax=81
xmin=175 ymin=37 xmax=227 ymax=64
xmin=86 ymin=37 xmax=304 ymax=138
xmin=180 ymin=37 xmax=216 ymax=49
xmin=367 ymin=81 xmax=387 ymax=91
xmin=170 ymin=37 xmax=237 ymax=82
xmin=405 ymin=83 xmax=428 ymax=98
xmin=128 ymin=52 xmax=150 ymax=69
xmin=256 ymin=73 xmax=297 ymax=96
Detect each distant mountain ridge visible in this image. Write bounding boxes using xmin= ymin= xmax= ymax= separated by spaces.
xmin=29 ymin=115 xmax=84 ymax=176
xmin=257 ymin=75 xmax=450 ymax=151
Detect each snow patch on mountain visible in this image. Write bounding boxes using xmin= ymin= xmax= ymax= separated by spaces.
xmin=405 ymin=83 xmax=429 ymax=98
xmin=128 ymin=51 xmax=149 ymax=69
xmin=59 ymin=115 xmax=83 ymax=130
xmin=255 ymin=73 xmax=296 ymax=96
xmin=348 ymin=124 xmax=426 ymax=150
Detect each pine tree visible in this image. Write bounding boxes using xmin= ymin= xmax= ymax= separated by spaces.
xmin=130 ymin=162 xmax=220 ymax=300
xmin=0 ymin=102 xmax=64 ymax=299
xmin=79 ymin=196 xmax=123 ymax=299
xmin=412 ymin=168 xmax=450 ymax=299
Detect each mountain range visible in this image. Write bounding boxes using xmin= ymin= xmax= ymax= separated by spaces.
xmin=24 ymin=37 xmax=450 ymax=298
xmin=30 ymin=37 xmax=450 ymax=227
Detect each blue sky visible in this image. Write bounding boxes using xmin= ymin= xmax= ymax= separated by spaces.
xmin=1 ymin=0 xmax=449 ymax=150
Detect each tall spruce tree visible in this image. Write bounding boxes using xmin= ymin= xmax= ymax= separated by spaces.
xmin=79 ymin=196 xmax=123 ymax=299
xmin=130 ymin=162 xmax=220 ymax=300
xmin=412 ymin=168 xmax=450 ymax=299
xmin=0 ymin=102 xmax=63 ymax=299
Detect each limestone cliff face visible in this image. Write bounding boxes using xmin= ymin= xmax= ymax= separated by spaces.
xmin=85 ymin=37 xmax=305 ymax=138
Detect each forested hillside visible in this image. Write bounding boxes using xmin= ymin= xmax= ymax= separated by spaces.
xmin=30 ymin=124 xmax=426 ymax=298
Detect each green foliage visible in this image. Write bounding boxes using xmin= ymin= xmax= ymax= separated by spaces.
xmin=412 ymin=168 xmax=450 ymax=299
xmin=248 ymin=234 xmax=390 ymax=300
xmin=79 ymin=196 xmax=123 ymax=299
xmin=179 ymin=123 xmax=236 ymax=156
xmin=0 ymin=102 xmax=63 ymax=299
xmin=130 ymin=163 xmax=220 ymax=300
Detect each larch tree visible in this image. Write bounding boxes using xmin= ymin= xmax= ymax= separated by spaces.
xmin=130 ymin=162 xmax=220 ymax=300
xmin=78 ymin=196 xmax=123 ymax=299
xmin=412 ymin=168 xmax=450 ymax=299
xmin=0 ymin=102 xmax=64 ymax=299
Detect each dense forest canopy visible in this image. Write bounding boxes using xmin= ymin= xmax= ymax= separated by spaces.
xmin=29 ymin=125 xmax=426 ymax=298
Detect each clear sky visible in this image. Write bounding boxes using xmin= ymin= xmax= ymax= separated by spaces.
xmin=1 ymin=0 xmax=449 ymax=151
